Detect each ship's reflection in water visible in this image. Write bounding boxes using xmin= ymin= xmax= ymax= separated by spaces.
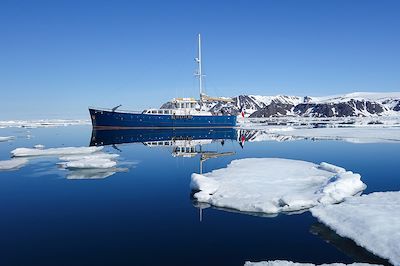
xmin=90 ymin=128 xmax=239 ymax=159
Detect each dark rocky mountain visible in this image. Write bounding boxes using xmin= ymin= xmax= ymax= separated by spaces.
xmin=160 ymin=93 xmax=400 ymax=118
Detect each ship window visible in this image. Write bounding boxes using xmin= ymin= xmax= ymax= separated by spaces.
xmin=158 ymin=110 xmax=163 ymax=114
xmin=152 ymin=110 xmax=157 ymax=114
xmin=164 ymin=110 xmax=169 ymax=114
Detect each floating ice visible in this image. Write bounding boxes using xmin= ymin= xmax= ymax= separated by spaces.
xmin=60 ymin=158 xmax=117 ymax=169
xmin=0 ymin=136 xmax=15 ymax=142
xmin=0 ymin=158 xmax=28 ymax=170
xmin=33 ymin=144 xmax=45 ymax=149
xmin=0 ymin=119 xmax=89 ymax=128
xmin=191 ymin=158 xmax=366 ymax=214
xmin=58 ymin=152 xmax=119 ymax=169
xmin=11 ymin=146 xmax=103 ymax=157
xmin=244 ymin=260 xmax=380 ymax=266
xmin=59 ymin=153 xmax=119 ymax=161
xmin=311 ymin=192 xmax=400 ymax=265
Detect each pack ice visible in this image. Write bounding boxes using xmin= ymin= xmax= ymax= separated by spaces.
xmin=311 ymin=192 xmax=400 ymax=265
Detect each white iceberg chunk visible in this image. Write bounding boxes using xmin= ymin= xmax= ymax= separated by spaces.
xmin=11 ymin=146 xmax=103 ymax=157
xmin=58 ymin=152 xmax=120 ymax=169
xmin=33 ymin=144 xmax=45 ymax=149
xmin=59 ymin=153 xmax=119 ymax=161
xmin=0 ymin=158 xmax=28 ymax=170
xmin=244 ymin=260 xmax=380 ymax=266
xmin=60 ymin=158 xmax=117 ymax=169
xmin=0 ymin=136 xmax=15 ymax=142
xmin=191 ymin=158 xmax=366 ymax=214
xmin=311 ymin=192 xmax=400 ymax=265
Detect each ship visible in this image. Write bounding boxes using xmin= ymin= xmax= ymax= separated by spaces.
xmin=89 ymin=34 xmax=237 ymax=129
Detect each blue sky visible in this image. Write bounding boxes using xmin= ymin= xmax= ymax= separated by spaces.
xmin=1 ymin=0 xmax=399 ymax=119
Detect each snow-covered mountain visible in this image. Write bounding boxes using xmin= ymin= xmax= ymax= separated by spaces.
xmin=168 ymin=92 xmax=400 ymax=118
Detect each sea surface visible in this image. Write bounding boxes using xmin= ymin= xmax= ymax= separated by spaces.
xmin=0 ymin=125 xmax=397 ymax=266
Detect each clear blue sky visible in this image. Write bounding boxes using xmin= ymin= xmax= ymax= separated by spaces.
xmin=1 ymin=0 xmax=399 ymax=119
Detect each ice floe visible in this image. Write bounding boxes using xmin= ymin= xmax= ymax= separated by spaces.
xmin=59 ymin=158 xmax=117 ymax=169
xmin=0 ymin=119 xmax=90 ymax=128
xmin=0 ymin=136 xmax=15 ymax=142
xmin=33 ymin=144 xmax=45 ymax=149
xmin=311 ymin=192 xmax=400 ymax=265
xmin=191 ymin=158 xmax=366 ymax=214
xmin=11 ymin=146 xmax=103 ymax=157
xmin=0 ymin=158 xmax=28 ymax=170
xmin=58 ymin=152 xmax=119 ymax=169
xmin=244 ymin=260 xmax=380 ymax=266
xmin=2 ymin=145 xmax=133 ymax=179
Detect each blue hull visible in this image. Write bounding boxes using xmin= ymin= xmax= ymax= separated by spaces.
xmin=89 ymin=108 xmax=237 ymax=129
xmin=90 ymin=128 xmax=237 ymax=146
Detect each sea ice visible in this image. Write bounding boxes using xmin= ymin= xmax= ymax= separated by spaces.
xmin=244 ymin=260 xmax=380 ymax=266
xmin=33 ymin=144 xmax=45 ymax=149
xmin=60 ymin=158 xmax=117 ymax=169
xmin=0 ymin=158 xmax=28 ymax=170
xmin=311 ymin=192 xmax=400 ymax=265
xmin=0 ymin=119 xmax=90 ymax=128
xmin=11 ymin=146 xmax=103 ymax=157
xmin=191 ymin=158 xmax=366 ymax=214
xmin=59 ymin=152 xmax=119 ymax=169
xmin=59 ymin=153 xmax=119 ymax=161
xmin=0 ymin=136 xmax=15 ymax=142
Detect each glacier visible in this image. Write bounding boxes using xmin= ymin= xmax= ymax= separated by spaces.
xmin=190 ymin=158 xmax=366 ymax=214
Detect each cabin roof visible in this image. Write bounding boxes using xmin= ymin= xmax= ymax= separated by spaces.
xmin=172 ymin=97 xmax=197 ymax=103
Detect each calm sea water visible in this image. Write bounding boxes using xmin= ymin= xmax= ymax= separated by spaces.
xmin=0 ymin=125 xmax=397 ymax=266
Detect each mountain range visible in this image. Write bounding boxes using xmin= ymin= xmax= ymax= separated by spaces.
xmin=161 ymin=92 xmax=400 ymax=118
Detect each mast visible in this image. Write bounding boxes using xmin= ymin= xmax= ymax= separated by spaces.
xmin=195 ymin=33 xmax=204 ymax=102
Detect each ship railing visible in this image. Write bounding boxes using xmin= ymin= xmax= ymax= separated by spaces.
xmin=88 ymin=106 xmax=143 ymax=114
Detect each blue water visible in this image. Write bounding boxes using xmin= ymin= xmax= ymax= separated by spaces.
xmin=0 ymin=125 xmax=397 ymax=266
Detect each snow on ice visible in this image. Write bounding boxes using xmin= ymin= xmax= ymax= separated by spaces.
xmin=311 ymin=192 xmax=400 ymax=265
xmin=191 ymin=158 xmax=366 ymax=214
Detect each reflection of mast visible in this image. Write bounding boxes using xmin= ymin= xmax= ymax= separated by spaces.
xmin=197 ymin=149 xmax=235 ymax=221
xmin=199 ymin=151 xmax=235 ymax=174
